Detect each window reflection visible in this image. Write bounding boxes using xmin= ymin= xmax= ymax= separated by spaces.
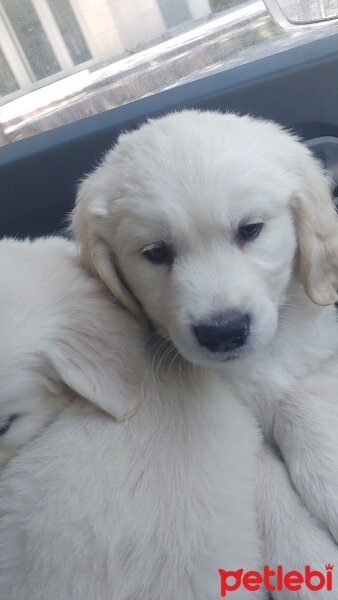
xmin=0 ymin=0 xmax=336 ymax=145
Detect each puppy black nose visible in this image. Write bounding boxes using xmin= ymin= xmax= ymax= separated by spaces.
xmin=193 ymin=311 xmax=250 ymax=353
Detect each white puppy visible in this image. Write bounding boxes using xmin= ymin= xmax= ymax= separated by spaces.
xmin=0 ymin=245 xmax=335 ymax=598
xmin=0 ymin=236 xmax=146 ymax=468
xmin=0 ymin=236 xmax=267 ymax=600
xmin=70 ymin=110 xmax=338 ymax=596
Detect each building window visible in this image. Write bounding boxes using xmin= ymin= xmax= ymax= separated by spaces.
xmin=0 ymin=46 xmax=18 ymax=96
xmin=47 ymin=0 xmax=91 ymax=65
xmin=210 ymin=0 xmax=239 ymax=12
xmin=157 ymin=0 xmax=192 ymax=29
xmin=1 ymin=0 xmax=61 ymax=80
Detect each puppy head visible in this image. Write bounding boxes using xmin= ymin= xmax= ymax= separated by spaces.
xmin=0 ymin=237 xmax=143 ymax=466
xmin=72 ymin=110 xmax=338 ymax=366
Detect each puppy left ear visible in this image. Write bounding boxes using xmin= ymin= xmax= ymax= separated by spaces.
xmin=291 ymin=146 xmax=338 ymax=305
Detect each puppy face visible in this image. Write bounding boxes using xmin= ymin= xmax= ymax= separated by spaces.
xmin=0 ymin=238 xmax=143 ymax=466
xmin=73 ymin=111 xmax=338 ymax=366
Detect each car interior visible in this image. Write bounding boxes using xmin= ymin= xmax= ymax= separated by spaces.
xmin=0 ymin=5 xmax=337 ymax=599
xmin=0 ymin=4 xmax=337 ymax=240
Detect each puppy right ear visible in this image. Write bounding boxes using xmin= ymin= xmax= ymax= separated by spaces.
xmin=71 ymin=172 xmax=140 ymax=316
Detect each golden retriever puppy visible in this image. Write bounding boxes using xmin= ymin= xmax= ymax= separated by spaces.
xmin=71 ymin=110 xmax=338 ymax=595
xmin=0 ymin=236 xmax=268 ymax=600
xmin=0 ymin=237 xmax=336 ymax=600
xmin=1 ymin=111 xmax=338 ymax=600
xmin=0 ymin=236 xmax=145 ymax=467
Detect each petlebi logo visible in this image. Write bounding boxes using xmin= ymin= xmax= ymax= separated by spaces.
xmin=218 ymin=564 xmax=334 ymax=596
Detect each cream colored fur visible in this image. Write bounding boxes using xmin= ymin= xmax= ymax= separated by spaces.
xmin=70 ymin=110 xmax=338 ymax=597
xmin=0 ymin=235 xmax=336 ymax=599
xmin=0 ymin=237 xmax=265 ymax=599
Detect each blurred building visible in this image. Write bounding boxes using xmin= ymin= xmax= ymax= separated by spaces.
xmin=1 ymin=1 xmax=336 ymax=145
xmin=0 ymin=0 xmax=214 ymax=98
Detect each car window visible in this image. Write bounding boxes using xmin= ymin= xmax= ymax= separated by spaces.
xmin=0 ymin=0 xmax=337 ymax=146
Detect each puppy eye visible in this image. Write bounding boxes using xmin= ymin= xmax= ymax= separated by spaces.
xmin=237 ymin=222 xmax=264 ymax=243
xmin=0 ymin=415 xmax=15 ymax=437
xmin=142 ymin=243 xmax=174 ymax=265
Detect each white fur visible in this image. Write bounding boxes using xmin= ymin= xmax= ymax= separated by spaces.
xmin=70 ymin=110 xmax=338 ymax=597
xmin=226 ymin=281 xmax=338 ymax=544
xmin=1 ymin=242 xmax=335 ymax=599
xmin=0 ymin=237 xmax=267 ymax=599
xmin=0 ymin=236 xmax=146 ymax=469
xmin=0 ymin=375 xmax=266 ymax=599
